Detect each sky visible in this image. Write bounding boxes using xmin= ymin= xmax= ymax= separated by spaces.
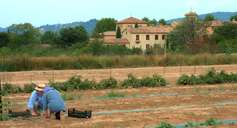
xmin=1 ymin=0 xmax=237 ymax=28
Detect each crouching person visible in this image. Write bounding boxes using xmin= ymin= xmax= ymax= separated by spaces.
xmin=42 ymin=86 xmax=66 ymax=120
xmin=27 ymin=84 xmax=46 ymax=117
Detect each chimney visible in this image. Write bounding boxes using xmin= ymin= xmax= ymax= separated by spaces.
xmin=218 ymin=18 xmax=221 ymax=21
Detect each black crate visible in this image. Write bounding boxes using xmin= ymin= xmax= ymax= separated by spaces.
xmin=68 ymin=108 xmax=92 ymax=118
xmin=9 ymin=109 xmax=30 ymax=117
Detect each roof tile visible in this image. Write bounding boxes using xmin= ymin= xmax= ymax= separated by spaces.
xmin=125 ymin=25 xmax=173 ymax=34
xmin=116 ymin=17 xmax=148 ymax=24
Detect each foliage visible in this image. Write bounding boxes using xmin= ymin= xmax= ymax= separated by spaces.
xmin=135 ymin=22 xmax=138 ymax=28
xmin=155 ymin=122 xmax=176 ymax=128
xmin=41 ymin=30 xmax=58 ymax=44
xmin=185 ymin=121 xmax=199 ymax=128
xmin=230 ymin=14 xmax=237 ymax=21
xmin=116 ymin=26 xmax=121 ymax=38
xmin=142 ymin=17 xmax=150 ymax=26
xmin=0 ymin=92 xmax=11 ymax=121
xmin=200 ymin=117 xmax=223 ymax=126
xmin=203 ymin=14 xmax=215 ymax=21
xmin=177 ymin=67 xmax=237 ymax=85
xmin=23 ymin=83 xmax=38 ymax=93
xmin=52 ymin=27 xmax=89 ymax=48
xmin=213 ymin=22 xmax=237 ymax=40
xmin=0 ymin=32 xmax=10 ymax=48
xmin=159 ymin=19 xmax=167 ymax=25
xmin=217 ymin=39 xmax=237 ymax=54
xmin=99 ymin=77 xmax=118 ymax=89
xmin=92 ymin=18 xmax=117 ymax=38
xmin=8 ymin=23 xmax=41 ymax=49
xmin=75 ymin=25 xmax=89 ymax=35
xmin=150 ymin=19 xmax=157 ymax=26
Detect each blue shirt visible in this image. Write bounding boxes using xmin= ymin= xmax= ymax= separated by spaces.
xmin=42 ymin=89 xmax=66 ymax=112
xmin=27 ymin=90 xmax=43 ymax=109
xmin=43 ymin=87 xmax=55 ymax=93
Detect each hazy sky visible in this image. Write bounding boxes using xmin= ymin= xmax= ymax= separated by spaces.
xmin=1 ymin=0 xmax=237 ymax=28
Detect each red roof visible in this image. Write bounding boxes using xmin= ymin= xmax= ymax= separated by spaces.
xmin=185 ymin=12 xmax=198 ymax=16
xmin=89 ymin=38 xmax=129 ymax=44
xmin=100 ymin=31 xmax=116 ymax=36
xmin=172 ymin=20 xmax=237 ymax=27
xmin=116 ymin=17 xmax=148 ymax=24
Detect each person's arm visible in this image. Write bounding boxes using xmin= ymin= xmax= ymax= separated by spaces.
xmin=27 ymin=90 xmax=37 ymax=116
xmin=43 ymin=109 xmax=48 ymax=118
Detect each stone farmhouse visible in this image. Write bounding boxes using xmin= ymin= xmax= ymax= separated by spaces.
xmin=89 ymin=12 xmax=237 ymax=51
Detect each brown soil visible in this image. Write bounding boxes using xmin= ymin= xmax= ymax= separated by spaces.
xmin=1 ymin=65 xmax=237 ymax=128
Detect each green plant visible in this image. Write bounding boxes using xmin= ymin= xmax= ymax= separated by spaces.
xmin=61 ymin=93 xmax=75 ymax=101
xmin=132 ymin=92 xmax=137 ymax=97
xmin=218 ymin=85 xmax=224 ymax=91
xmin=208 ymin=88 xmax=212 ymax=91
xmin=155 ymin=122 xmax=176 ymax=128
xmin=185 ymin=121 xmax=199 ymax=128
xmin=194 ymin=86 xmax=201 ymax=94
xmin=231 ymin=86 xmax=237 ymax=91
xmin=78 ymin=93 xmax=83 ymax=100
xmin=0 ymin=92 xmax=11 ymax=121
xmin=106 ymin=90 xmax=126 ymax=98
xmin=200 ymin=117 xmax=223 ymax=126
xmin=23 ymin=83 xmax=38 ymax=93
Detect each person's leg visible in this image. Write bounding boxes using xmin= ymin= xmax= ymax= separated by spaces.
xmin=33 ymin=102 xmax=39 ymax=114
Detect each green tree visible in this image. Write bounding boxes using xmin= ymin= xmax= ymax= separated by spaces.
xmin=90 ymin=38 xmax=105 ymax=55
xmin=75 ymin=25 xmax=89 ymax=35
xmin=212 ymin=22 xmax=237 ymax=41
xmin=0 ymin=32 xmax=10 ymax=48
xmin=116 ymin=26 xmax=121 ymax=38
xmin=53 ymin=27 xmax=89 ymax=48
xmin=92 ymin=18 xmax=117 ymax=38
xmin=142 ymin=17 xmax=150 ymax=26
xmin=135 ymin=22 xmax=138 ymax=28
xmin=150 ymin=19 xmax=157 ymax=26
xmin=203 ymin=14 xmax=215 ymax=21
xmin=230 ymin=15 xmax=237 ymax=21
xmin=8 ymin=23 xmax=41 ymax=48
xmin=168 ymin=18 xmax=207 ymax=45
xmin=158 ymin=19 xmax=167 ymax=25
xmin=41 ymin=30 xmax=58 ymax=44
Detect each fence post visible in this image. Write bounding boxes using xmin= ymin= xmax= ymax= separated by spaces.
xmin=180 ymin=62 xmax=182 ymax=77
xmin=110 ymin=68 xmax=111 ymax=78
xmin=194 ymin=64 xmax=196 ymax=76
xmin=164 ymin=64 xmax=166 ymax=77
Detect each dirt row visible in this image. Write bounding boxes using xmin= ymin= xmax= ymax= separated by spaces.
xmin=1 ymin=84 xmax=237 ymax=127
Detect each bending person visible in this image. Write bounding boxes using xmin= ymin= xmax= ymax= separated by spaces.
xmin=42 ymin=86 xmax=66 ymax=120
xmin=27 ymin=84 xmax=46 ymax=117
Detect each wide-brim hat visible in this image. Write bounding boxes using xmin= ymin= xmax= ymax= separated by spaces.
xmin=35 ymin=84 xmax=46 ymax=91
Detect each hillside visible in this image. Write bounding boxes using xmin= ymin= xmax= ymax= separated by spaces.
xmin=1 ymin=12 xmax=237 ymax=35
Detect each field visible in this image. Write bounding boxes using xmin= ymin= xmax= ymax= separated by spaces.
xmin=1 ymin=64 xmax=237 ymax=127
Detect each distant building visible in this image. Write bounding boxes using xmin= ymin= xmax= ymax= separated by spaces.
xmin=90 ymin=11 xmax=237 ymax=51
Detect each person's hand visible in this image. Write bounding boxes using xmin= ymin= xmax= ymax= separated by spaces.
xmin=31 ymin=112 xmax=37 ymax=117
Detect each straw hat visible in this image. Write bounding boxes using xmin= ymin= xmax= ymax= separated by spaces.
xmin=35 ymin=84 xmax=46 ymax=91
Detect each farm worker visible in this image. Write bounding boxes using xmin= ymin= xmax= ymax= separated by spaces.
xmin=42 ymin=86 xmax=66 ymax=120
xmin=27 ymin=84 xmax=46 ymax=117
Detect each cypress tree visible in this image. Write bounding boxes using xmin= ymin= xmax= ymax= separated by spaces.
xmin=116 ymin=26 xmax=121 ymax=38
xmin=135 ymin=22 xmax=138 ymax=28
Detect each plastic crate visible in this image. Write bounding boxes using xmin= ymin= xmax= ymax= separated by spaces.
xmin=9 ymin=109 xmax=30 ymax=117
xmin=68 ymin=108 xmax=92 ymax=118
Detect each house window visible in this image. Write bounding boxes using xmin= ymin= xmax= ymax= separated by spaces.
xmin=162 ymin=35 xmax=165 ymax=40
xmin=136 ymin=35 xmax=139 ymax=40
xmin=155 ymin=35 xmax=158 ymax=40
xmin=146 ymin=35 xmax=150 ymax=40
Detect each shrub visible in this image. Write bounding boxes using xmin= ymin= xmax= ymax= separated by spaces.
xmin=155 ymin=122 xmax=176 ymax=128
xmin=141 ymin=74 xmax=166 ymax=87
xmin=120 ymin=73 xmax=142 ymax=88
xmin=23 ymin=83 xmax=37 ymax=93
xmin=99 ymin=77 xmax=118 ymax=89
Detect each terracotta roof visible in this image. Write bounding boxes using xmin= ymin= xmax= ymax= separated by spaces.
xmin=116 ymin=17 xmax=148 ymax=24
xmin=125 ymin=25 xmax=173 ymax=34
xmin=172 ymin=20 xmax=237 ymax=27
xmin=99 ymin=31 xmax=116 ymax=36
xmin=185 ymin=11 xmax=198 ymax=16
xmin=89 ymin=38 xmax=129 ymax=44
